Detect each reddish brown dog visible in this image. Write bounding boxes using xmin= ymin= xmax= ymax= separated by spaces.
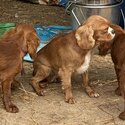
xmin=0 ymin=24 xmax=40 ymax=113
xmin=31 ymin=15 xmax=115 ymax=104
xmin=99 ymin=24 xmax=125 ymax=120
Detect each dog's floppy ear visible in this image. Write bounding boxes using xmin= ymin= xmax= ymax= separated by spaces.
xmin=75 ymin=25 xmax=95 ymax=49
xmin=1 ymin=27 xmax=17 ymax=40
xmin=26 ymin=31 xmax=40 ymax=60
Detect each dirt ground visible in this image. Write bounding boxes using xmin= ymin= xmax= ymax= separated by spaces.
xmin=0 ymin=0 xmax=125 ymax=125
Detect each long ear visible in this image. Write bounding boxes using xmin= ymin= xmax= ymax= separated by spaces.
xmin=1 ymin=28 xmax=16 ymax=40
xmin=26 ymin=32 xmax=40 ymax=60
xmin=75 ymin=25 xmax=95 ymax=49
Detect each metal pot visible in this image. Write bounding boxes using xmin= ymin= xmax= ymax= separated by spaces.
xmin=68 ymin=0 xmax=122 ymax=6
xmin=66 ymin=0 xmax=124 ymax=29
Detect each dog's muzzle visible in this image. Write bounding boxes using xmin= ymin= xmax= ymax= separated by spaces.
xmin=108 ymin=27 xmax=115 ymax=38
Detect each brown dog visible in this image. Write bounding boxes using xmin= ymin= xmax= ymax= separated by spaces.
xmin=99 ymin=24 xmax=125 ymax=120
xmin=31 ymin=15 xmax=115 ymax=104
xmin=0 ymin=24 xmax=40 ymax=113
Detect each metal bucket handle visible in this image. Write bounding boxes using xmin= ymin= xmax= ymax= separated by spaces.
xmin=71 ymin=7 xmax=81 ymax=26
xmin=120 ymin=9 xmax=125 ymax=29
xmin=65 ymin=1 xmax=75 ymax=14
xmin=65 ymin=0 xmax=81 ymax=14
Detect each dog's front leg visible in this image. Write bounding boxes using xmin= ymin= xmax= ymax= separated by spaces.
xmin=31 ymin=76 xmax=45 ymax=96
xmin=82 ymin=71 xmax=99 ymax=98
xmin=114 ymin=65 xmax=121 ymax=96
xmin=2 ymin=78 xmax=19 ymax=113
xmin=59 ymin=68 xmax=75 ymax=104
xmin=118 ymin=68 xmax=125 ymax=120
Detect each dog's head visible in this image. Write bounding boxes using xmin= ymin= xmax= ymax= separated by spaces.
xmin=98 ymin=24 xmax=124 ymax=56
xmin=75 ymin=15 xmax=115 ymax=49
xmin=16 ymin=24 xmax=40 ymax=60
xmin=1 ymin=24 xmax=40 ymax=60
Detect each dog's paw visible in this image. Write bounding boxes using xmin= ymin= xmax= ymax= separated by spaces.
xmin=115 ymin=87 xmax=122 ymax=96
xmin=85 ymin=87 xmax=100 ymax=98
xmin=36 ymin=89 xmax=44 ymax=96
xmin=119 ymin=111 xmax=125 ymax=120
xmin=86 ymin=90 xmax=100 ymax=98
xmin=65 ymin=97 xmax=76 ymax=104
xmin=6 ymin=103 xmax=19 ymax=113
xmin=31 ymin=83 xmax=44 ymax=96
xmin=89 ymin=92 xmax=100 ymax=98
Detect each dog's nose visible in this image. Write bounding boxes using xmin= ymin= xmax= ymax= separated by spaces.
xmin=111 ymin=29 xmax=115 ymax=34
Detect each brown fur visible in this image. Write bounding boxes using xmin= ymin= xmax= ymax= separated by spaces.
xmin=31 ymin=15 xmax=115 ymax=104
xmin=0 ymin=24 xmax=40 ymax=113
xmin=98 ymin=24 xmax=125 ymax=120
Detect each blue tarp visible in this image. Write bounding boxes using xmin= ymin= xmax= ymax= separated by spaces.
xmin=24 ymin=25 xmax=73 ymax=62
xmin=59 ymin=0 xmax=68 ymax=6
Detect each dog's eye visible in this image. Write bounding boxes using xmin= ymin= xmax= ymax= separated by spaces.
xmin=103 ymin=27 xmax=108 ymax=33
xmin=102 ymin=28 xmax=108 ymax=34
xmin=103 ymin=30 xmax=108 ymax=34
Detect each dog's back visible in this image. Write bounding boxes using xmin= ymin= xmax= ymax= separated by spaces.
xmin=34 ymin=31 xmax=82 ymax=69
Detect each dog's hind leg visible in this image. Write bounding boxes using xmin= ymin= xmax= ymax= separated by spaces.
xmin=118 ymin=67 xmax=125 ymax=120
xmin=2 ymin=78 xmax=19 ymax=113
xmin=31 ymin=65 xmax=51 ymax=96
